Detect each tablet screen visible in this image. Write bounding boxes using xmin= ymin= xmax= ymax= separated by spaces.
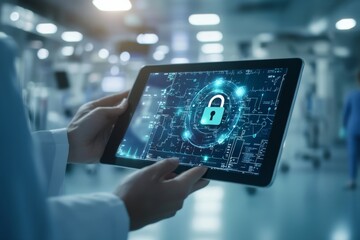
xmin=116 ymin=67 xmax=288 ymax=176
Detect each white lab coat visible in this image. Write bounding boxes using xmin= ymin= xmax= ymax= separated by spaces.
xmin=0 ymin=34 xmax=129 ymax=240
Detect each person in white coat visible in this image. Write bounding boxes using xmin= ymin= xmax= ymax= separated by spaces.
xmin=0 ymin=34 xmax=209 ymax=240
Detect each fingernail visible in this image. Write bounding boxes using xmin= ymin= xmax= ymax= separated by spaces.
xmin=118 ymin=98 xmax=128 ymax=106
xmin=166 ymin=158 xmax=179 ymax=164
xmin=198 ymin=165 xmax=208 ymax=172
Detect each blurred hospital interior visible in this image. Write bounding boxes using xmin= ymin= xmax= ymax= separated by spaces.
xmin=1 ymin=0 xmax=360 ymax=239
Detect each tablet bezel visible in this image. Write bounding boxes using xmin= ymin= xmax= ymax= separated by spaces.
xmin=100 ymin=58 xmax=304 ymax=187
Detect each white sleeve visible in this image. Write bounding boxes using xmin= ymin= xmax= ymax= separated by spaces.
xmin=33 ymin=128 xmax=69 ymax=196
xmin=49 ymin=193 xmax=129 ymax=240
xmin=1 ymin=35 xmax=130 ymax=240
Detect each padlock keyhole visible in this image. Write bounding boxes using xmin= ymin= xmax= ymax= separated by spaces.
xmin=210 ymin=111 xmax=216 ymax=120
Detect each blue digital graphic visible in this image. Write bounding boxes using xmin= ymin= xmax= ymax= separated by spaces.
xmin=116 ymin=68 xmax=288 ymax=175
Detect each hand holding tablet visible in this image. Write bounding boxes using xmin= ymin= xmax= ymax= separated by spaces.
xmin=101 ymin=58 xmax=304 ymax=187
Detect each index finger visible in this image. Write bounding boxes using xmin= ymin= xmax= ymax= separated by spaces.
xmin=92 ymin=90 xmax=130 ymax=107
xmin=174 ymin=166 xmax=208 ymax=186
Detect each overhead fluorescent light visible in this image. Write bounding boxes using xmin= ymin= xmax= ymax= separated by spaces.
xmin=335 ymin=18 xmax=356 ymax=30
xmin=98 ymin=48 xmax=110 ymax=59
xmin=61 ymin=31 xmax=83 ymax=42
xmin=156 ymin=45 xmax=170 ymax=54
xmin=188 ymin=14 xmax=220 ymax=26
xmin=92 ymin=0 xmax=132 ymax=12
xmin=201 ymin=43 xmax=224 ymax=54
xmin=196 ymin=31 xmax=223 ymax=42
xmin=110 ymin=66 xmax=120 ymax=75
xmin=108 ymin=55 xmax=119 ymax=64
xmin=120 ymin=51 xmax=131 ymax=62
xmin=37 ymin=48 xmax=49 ymax=60
xmin=9 ymin=11 xmax=20 ymax=22
xmin=36 ymin=23 xmax=57 ymax=34
xmin=61 ymin=46 xmax=74 ymax=56
xmin=136 ymin=33 xmax=159 ymax=44
xmin=85 ymin=43 xmax=94 ymax=52
xmin=153 ymin=51 xmax=165 ymax=61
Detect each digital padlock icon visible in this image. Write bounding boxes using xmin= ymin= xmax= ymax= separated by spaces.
xmin=200 ymin=94 xmax=225 ymax=125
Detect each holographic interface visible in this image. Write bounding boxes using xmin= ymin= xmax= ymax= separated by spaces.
xmin=116 ymin=68 xmax=288 ymax=175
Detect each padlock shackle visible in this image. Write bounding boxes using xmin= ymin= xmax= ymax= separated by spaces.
xmin=208 ymin=94 xmax=225 ymax=108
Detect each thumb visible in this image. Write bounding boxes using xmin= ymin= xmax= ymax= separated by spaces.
xmin=145 ymin=158 xmax=180 ymax=181
xmin=174 ymin=166 xmax=208 ymax=186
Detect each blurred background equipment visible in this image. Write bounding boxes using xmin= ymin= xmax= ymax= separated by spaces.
xmin=1 ymin=0 xmax=360 ymax=239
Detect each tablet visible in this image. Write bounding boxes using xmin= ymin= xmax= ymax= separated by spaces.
xmin=101 ymin=58 xmax=304 ymax=187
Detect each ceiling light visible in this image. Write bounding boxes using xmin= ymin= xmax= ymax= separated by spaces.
xmin=335 ymin=18 xmax=356 ymax=30
xmin=108 ymin=55 xmax=119 ymax=64
xmin=171 ymin=58 xmax=189 ymax=64
xmin=153 ymin=51 xmax=165 ymax=61
xmin=188 ymin=14 xmax=220 ymax=26
xmin=136 ymin=33 xmax=159 ymax=44
xmin=110 ymin=66 xmax=120 ymax=75
xmin=201 ymin=43 xmax=224 ymax=54
xmin=61 ymin=31 xmax=83 ymax=42
xmin=196 ymin=31 xmax=223 ymax=42
xmin=36 ymin=23 xmax=57 ymax=34
xmin=156 ymin=45 xmax=170 ymax=54
xmin=37 ymin=48 xmax=49 ymax=60
xmin=92 ymin=0 xmax=132 ymax=12
xmin=98 ymin=48 xmax=109 ymax=59
xmin=10 ymin=11 xmax=20 ymax=22
xmin=120 ymin=51 xmax=131 ymax=62
xmin=61 ymin=46 xmax=75 ymax=56
xmin=85 ymin=43 xmax=94 ymax=52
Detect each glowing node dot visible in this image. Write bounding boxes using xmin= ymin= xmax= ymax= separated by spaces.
xmin=253 ymin=134 xmax=257 ymax=138
xmin=204 ymin=156 xmax=209 ymax=161
xmin=215 ymin=78 xmax=224 ymax=86
xmin=236 ymin=87 xmax=246 ymax=97
xmin=183 ymin=130 xmax=191 ymax=139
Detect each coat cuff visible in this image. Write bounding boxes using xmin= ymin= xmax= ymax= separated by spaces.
xmin=48 ymin=128 xmax=69 ymax=196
